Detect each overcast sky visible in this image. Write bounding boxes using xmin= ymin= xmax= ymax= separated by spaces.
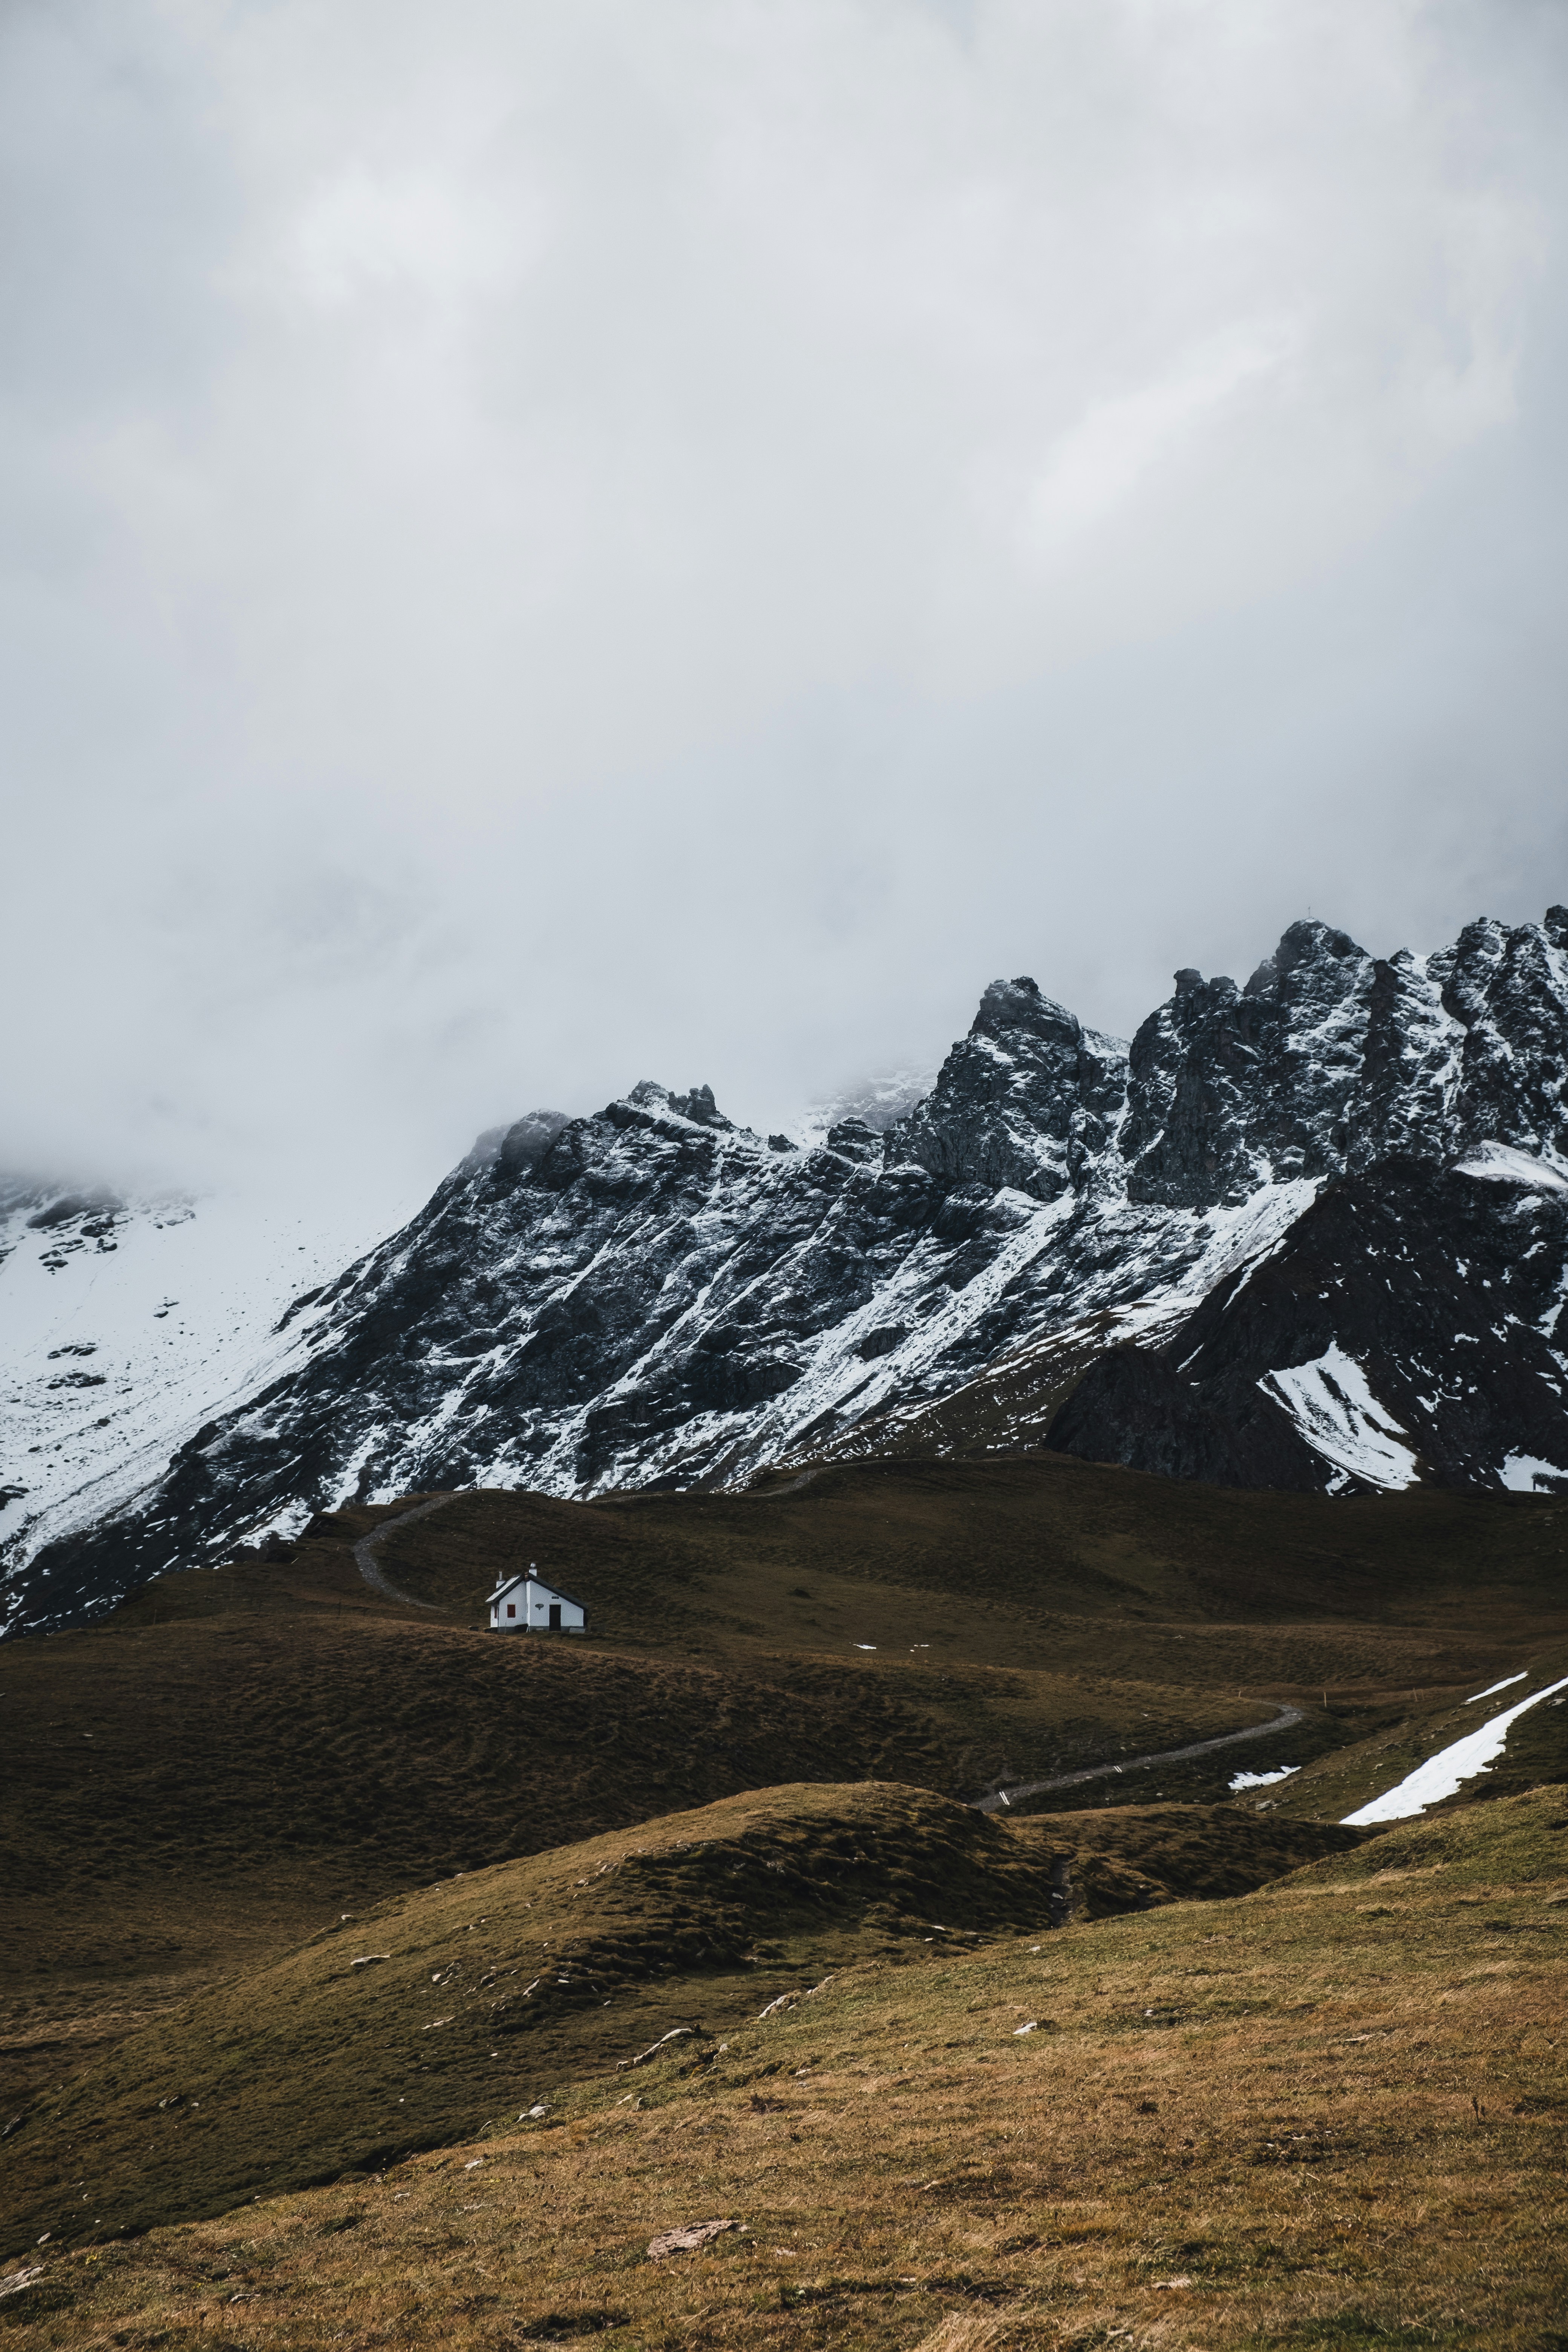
xmin=4 ymin=0 xmax=1566 ymax=1229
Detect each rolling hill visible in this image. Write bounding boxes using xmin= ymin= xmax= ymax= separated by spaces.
xmin=4 ymin=1788 xmax=1566 ymax=2347
xmin=5 ymin=1458 xmax=1565 ymax=2164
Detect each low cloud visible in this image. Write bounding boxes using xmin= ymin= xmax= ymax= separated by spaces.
xmin=2 ymin=0 xmax=1565 ymax=1222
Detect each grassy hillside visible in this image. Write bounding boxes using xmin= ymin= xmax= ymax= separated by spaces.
xmin=7 ymin=1787 xmax=1565 ymax=2348
xmin=331 ymin=1458 xmax=1568 ymax=1680
xmin=1267 ymin=1642 xmax=1568 ymax=1824
xmin=0 ymin=1607 xmax=968 ymax=2124
xmin=322 ymin=1463 xmax=1568 ymax=1815
xmin=0 ymin=1782 xmax=1366 ymax=2255
xmin=5 ymin=1457 xmax=1565 ymax=2146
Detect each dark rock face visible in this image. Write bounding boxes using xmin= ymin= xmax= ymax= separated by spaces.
xmin=9 ymin=907 xmax=1568 ymax=1632
xmin=1050 ymin=1158 xmax=1568 ymax=1493
xmin=1046 ymin=1344 xmax=1329 ymax=1490
xmin=493 ymin=1110 xmax=571 ymax=1173
xmin=1122 ymin=923 xmax=1374 ymax=1205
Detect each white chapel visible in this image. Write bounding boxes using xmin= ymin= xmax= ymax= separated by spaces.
xmin=487 ymin=1568 xmax=587 ymax=1633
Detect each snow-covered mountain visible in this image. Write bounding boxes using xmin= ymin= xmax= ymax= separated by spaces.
xmin=0 ymin=1181 xmax=407 ymax=1620
xmin=8 ymin=907 xmax=1568 ymax=1634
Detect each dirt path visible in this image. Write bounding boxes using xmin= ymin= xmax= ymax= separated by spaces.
xmin=757 ymin=1467 xmax=821 ymax=1498
xmin=972 ymin=1703 xmax=1306 ymax=1813
xmin=352 ymin=1496 xmax=456 ymax=1611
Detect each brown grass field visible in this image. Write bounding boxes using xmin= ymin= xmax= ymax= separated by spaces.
xmin=3 ymin=1787 xmax=1565 ymax=2350
xmin=3 ymin=1456 xmax=1567 ymax=2345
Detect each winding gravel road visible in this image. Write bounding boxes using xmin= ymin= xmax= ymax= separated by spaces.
xmin=972 ymin=1703 xmax=1306 ymax=1813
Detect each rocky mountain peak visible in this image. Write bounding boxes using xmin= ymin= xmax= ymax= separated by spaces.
xmin=491 ymin=1109 xmax=572 ymax=1176
xmin=1172 ymin=966 xmax=1217 ymax=1000
xmin=891 ymin=975 xmax=1126 ymax=1204
xmin=1257 ymin=917 xmax=1367 ymax=989
xmin=9 ymin=901 xmax=1568 ymax=1635
xmin=971 ymin=974 xmax=1084 ymax=1051
xmin=623 ymin=1080 xmax=739 ymax=1133
xmin=1438 ymin=914 xmax=1568 ymax=1161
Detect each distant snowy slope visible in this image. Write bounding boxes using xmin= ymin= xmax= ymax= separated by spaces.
xmin=0 ymin=1181 xmax=407 ymax=1616
xmin=790 ymin=1067 xmax=939 ymax=1148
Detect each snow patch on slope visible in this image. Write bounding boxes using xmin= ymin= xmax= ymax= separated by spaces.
xmin=1259 ymin=1343 xmax=1419 ymax=1490
xmin=1453 ymin=1141 xmax=1568 ymax=1191
xmin=1466 ymin=1672 xmax=1527 ymax=1703
xmin=1499 ymin=1452 xmax=1568 ymax=1493
xmin=1343 ymin=1675 xmax=1568 ymax=1824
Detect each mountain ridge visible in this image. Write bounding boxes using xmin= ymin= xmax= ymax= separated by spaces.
xmin=6 ymin=904 xmax=1568 ymax=1634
